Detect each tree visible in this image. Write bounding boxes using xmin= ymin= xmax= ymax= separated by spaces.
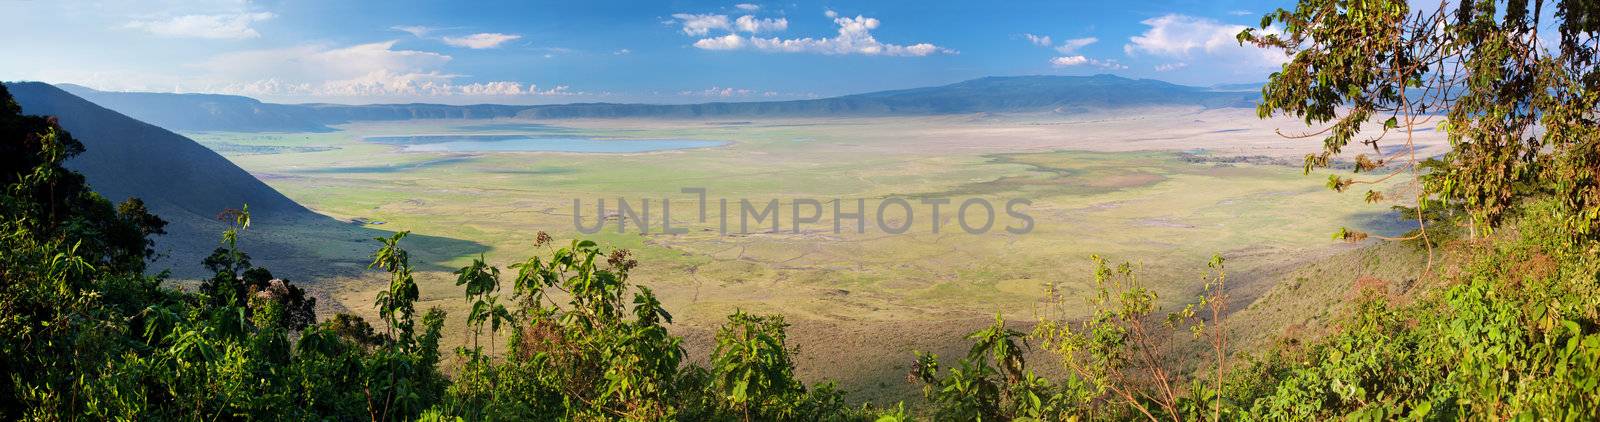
xmin=911 ymin=315 xmax=1080 ymax=421
xmin=1240 ymin=0 xmax=1600 ymax=253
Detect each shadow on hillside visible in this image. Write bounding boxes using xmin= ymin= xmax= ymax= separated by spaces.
xmin=147 ymin=208 xmax=489 ymax=282
xmin=1347 ymin=209 xmax=1417 ymax=239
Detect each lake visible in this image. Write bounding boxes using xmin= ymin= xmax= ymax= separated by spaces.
xmin=364 ymin=134 xmax=724 ymax=153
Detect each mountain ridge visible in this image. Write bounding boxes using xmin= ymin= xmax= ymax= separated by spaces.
xmin=49 ymin=75 xmax=1258 ymax=132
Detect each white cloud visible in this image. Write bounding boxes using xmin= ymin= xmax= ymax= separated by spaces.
xmin=189 ymin=41 xmax=554 ymax=98
xmin=1155 ymin=62 xmax=1188 ymax=71
xmin=677 ymin=86 xmax=816 ymax=100
xmin=534 ymin=85 xmax=574 ymax=96
xmin=1055 ymin=37 xmax=1097 ymax=54
xmin=735 ymin=3 xmax=761 ymax=11
xmin=1228 ymin=10 xmax=1253 ymax=16
xmin=693 ymin=12 xmax=953 ymax=56
xmin=681 ymin=86 xmax=755 ymax=97
xmin=1051 ymin=55 xmax=1127 ymax=70
xmin=614 ymin=48 xmax=632 ymax=55
xmin=441 ymin=32 xmax=522 ymax=49
xmin=391 ymin=25 xmax=433 ymax=37
xmin=456 ymin=81 xmax=527 ymax=96
xmin=693 ymin=34 xmax=746 ymax=50
xmin=673 ymin=13 xmax=785 ymax=35
xmin=1123 ymin=14 xmax=1285 ymax=68
xmin=123 ymin=12 xmax=275 ymax=39
xmin=1050 ymin=56 xmax=1088 ymax=66
xmin=394 ymin=26 xmax=526 ymax=51
xmin=199 ymin=41 xmax=451 ymax=82
xmin=735 ymin=15 xmax=788 ymax=33
xmin=672 ymin=13 xmax=732 ymax=36
xmin=1023 ymin=33 xmax=1052 ymax=47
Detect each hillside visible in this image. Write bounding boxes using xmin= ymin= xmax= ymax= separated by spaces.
xmin=10 ymin=83 xmax=310 ymax=219
xmin=6 ymin=82 xmax=485 ymax=279
xmin=54 ymin=75 xmax=1256 ymax=132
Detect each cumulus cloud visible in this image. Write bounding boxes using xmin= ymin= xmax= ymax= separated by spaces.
xmin=1051 ymin=55 xmax=1127 ymax=70
xmin=614 ymin=48 xmax=632 ymax=55
xmin=1050 ymin=56 xmax=1088 ymax=66
xmin=1022 ymin=34 xmax=1100 ymax=67
xmin=1023 ymin=35 xmax=1108 ymax=68
xmin=672 ymin=13 xmax=732 ymax=36
xmin=735 ymin=3 xmax=761 ymax=11
xmin=1123 ymin=14 xmax=1285 ymax=68
xmin=441 ymin=33 xmax=522 ymax=49
xmin=455 ymin=81 xmax=526 ymax=96
xmin=692 ymin=12 xmax=952 ymax=56
xmin=675 ymin=13 xmax=787 ymax=35
xmin=693 ymin=34 xmax=746 ymax=50
xmin=123 ymin=12 xmax=275 ymax=39
xmin=735 ymin=15 xmax=788 ymax=33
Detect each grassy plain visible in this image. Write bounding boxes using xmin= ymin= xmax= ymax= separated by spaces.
xmin=182 ymin=107 xmax=1441 ymax=404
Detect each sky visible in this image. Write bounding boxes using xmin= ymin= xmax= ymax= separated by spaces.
xmin=0 ymin=0 xmax=1293 ymax=105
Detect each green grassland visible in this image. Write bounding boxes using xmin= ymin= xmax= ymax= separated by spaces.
xmin=183 ymin=115 xmax=1407 ymax=403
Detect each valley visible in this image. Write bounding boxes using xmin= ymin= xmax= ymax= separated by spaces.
xmin=10 ymin=1 xmax=1597 ymax=417
xmin=180 ymin=107 xmax=1442 ymax=403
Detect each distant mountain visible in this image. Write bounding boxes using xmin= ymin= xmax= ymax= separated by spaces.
xmin=56 ymin=84 xmax=332 ymax=132
xmin=301 ymin=102 xmax=528 ymax=123
xmin=52 ymin=75 xmax=1257 ymax=132
xmin=1208 ymin=82 xmax=1266 ymax=92
xmin=519 ymin=75 xmax=1254 ymax=118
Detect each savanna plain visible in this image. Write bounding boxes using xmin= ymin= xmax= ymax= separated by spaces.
xmin=180 ymin=107 xmax=1442 ymax=404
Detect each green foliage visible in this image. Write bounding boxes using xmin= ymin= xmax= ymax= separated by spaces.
xmin=373 ymin=231 xmax=423 ymax=345
xmin=1029 ymin=255 xmax=1233 ymax=422
xmin=431 ymin=238 xmax=880 ymax=421
xmin=0 ymin=83 xmax=453 ymax=420
xmin=0 ymin=81 xmax=894 ymax=419
xmin=912 ymin=315 xmax=1083 ymax=421
xmin=1230 ymin=199 xmax=1600 ymax=419
xmin=1241 ymin=0 xmax=1600 ymax=241
xmin=707 ymin=311 xmax=824 ymax=421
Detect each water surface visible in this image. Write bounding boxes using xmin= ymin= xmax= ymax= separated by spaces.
xmin=365 ymin=134 xmax=724 ymax=153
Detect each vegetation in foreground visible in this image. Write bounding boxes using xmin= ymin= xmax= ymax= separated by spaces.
xmin=6 ymin=0 xmax=1600 ymax=419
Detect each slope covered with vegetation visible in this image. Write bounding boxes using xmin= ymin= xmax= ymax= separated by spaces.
xmin=7 ymin=82 xmax=491 ymax=280
xmin=7 ymin=82 xmax=309 ymax=219
xmin=3 ymin=0 xmax=1600 ymax=420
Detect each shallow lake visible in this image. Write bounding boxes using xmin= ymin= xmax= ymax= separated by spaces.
xmin=364 ymin=134 xmax=724 ymax=153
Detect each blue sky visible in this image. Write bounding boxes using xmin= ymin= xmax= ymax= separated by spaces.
xmin=0 ymin=0 xmax=1291 ymax=105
